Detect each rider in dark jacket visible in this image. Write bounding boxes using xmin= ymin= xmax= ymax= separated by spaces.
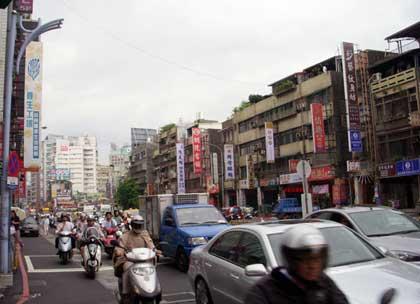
xmin=245 ymin=225 xmax=349 ymax=304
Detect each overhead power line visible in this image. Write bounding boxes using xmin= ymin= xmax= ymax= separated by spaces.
xmin=60 ymin=0 xmax=265 ymax=86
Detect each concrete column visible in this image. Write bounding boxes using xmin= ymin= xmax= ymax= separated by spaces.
xmin=354 ymin=178 xmax=362 ymax=205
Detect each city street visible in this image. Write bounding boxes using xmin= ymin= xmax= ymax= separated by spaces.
xmin=7 ymin=231 xmax=194 ymax=304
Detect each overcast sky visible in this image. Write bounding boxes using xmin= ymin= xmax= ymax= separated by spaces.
xmin=33 ymin=0 xmax=420 ymax=164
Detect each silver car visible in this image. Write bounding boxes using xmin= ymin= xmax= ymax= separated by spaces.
xmin=188 ymin=220 xmax=420 ymax=304
xmin=307 ymin=207 xmax=420 ymax=264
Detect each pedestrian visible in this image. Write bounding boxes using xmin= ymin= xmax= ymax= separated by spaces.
xmin=43 ymin=216 xmax=50 ymax=236
xmin=11 ymin=210 xmax=20 ymax=232
xmin=245 ymin=224 xmax=349 ymax=304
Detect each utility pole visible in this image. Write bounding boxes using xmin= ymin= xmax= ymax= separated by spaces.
xmin=0 ymin=7 xmax=63 ymax=273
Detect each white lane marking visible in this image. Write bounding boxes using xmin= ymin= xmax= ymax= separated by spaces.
xmin=24 ymin=255 xmax=35 ymax=272
xmin=161 ymin=292 xmax=195 ymax=304
xmin=164 ymin=292 xmax=194 ymax=297
xmin=27 ymin=266 xmax=114 ymax=273
xmin=161 ymin=300 xmax=195 ymax=304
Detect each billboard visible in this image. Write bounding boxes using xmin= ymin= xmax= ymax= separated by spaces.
xmin=192 ymin=128 xmax=202 ymax=174
xmin=224 ymin=144 xmax=235 ymax=180
xmin=24 ymin=41 xmax=42 ymax=170
xmin=310 ymin=103 xmax=326 ymax=153
xmin=212 ymin=153 xmax=219 ymax=184
xmin=342 ymin=42 xmax=362 ymax=152
xmin=264 ymin=122 xmax=275 ymax=163
xmin=55 ymin=168 xmax=71 ymax=181
xmin=176 ymin=143 xmax=185 ymax=194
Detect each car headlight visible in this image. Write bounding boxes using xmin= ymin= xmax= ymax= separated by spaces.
xmin=188 ymin=237 xmax=207 ymax=246
xmin=132 ymin=266 xmax=155 ymax=276
xmin=389 ymin=250 xmax=420 ymax=262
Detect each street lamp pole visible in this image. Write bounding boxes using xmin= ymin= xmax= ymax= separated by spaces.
xmin=0 ymin=10 xmax=63 ymax=274
xmin=207 ymin=143 xmax=225 ymax=208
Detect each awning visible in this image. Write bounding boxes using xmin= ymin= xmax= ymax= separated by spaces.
xmin=385 ymin=21 xmax=420 ymax=40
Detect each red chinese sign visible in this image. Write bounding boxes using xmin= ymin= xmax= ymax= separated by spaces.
xmin=310 ymin=103 xmax=326 ymax=153
xmin=308 ymin=166 xmax=334 ymax=181
xmin=192 ymin=128 xmax=202 ymax=174
xmin=14 ymin=0 xmax=33 ymax=13
xmin=288 ymin=159 xmax=299 ymax=173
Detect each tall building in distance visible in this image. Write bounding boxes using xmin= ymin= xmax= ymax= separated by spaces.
xmin=96 ymin=164 xmax=111 ymax=198
xmin=41 ymin=134 xmax=98 ymax=201
xmin=131 ymin=128 xmax=157 ymax=150
xmin=109 ymin=143 xmax=131 ymax=192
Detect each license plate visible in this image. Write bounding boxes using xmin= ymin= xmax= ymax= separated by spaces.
xmin=24 ymin=230 xmax=30 ymax=233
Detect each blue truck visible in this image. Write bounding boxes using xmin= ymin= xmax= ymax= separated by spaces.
xmin=272 ymin=197 xmax=320 ymax=219
xmin=139 ymin=194 xmax=229 ymax=272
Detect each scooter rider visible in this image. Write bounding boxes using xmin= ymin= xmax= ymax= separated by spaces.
xmin=102 ymin=211 xmax=118 ymax=229
xmin=55 ymin=214 xmax=76 ymax=253
xmin=113 ymin=215 xmax=156 ymax=303
xmin=80 ymin=215 xmax=104 ymax=263
xmin=245 ymin=225 xmax=349 ymax=304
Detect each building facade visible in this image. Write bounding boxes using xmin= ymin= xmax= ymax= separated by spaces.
xmin=220 ymin=118 xmax=236 ymax=206
xmin=232 ymin=57 xmax=350 ymax=211
xmin=131 ymin=128 xmax=157 ymax=150
xmin=368 ymin=23 xmax=420 ymax=209
xmin=41 ymin=134 xmax=98 ymax=201
xmin=0 ymin=8 xmax=7 ymax=120
xmin=96 ymin=164 xmax=111 ymax=198
xmin=109 ymin=143 xmax=131 ymax=192
xmin=129 ymin=141 xmax=158 ymax=195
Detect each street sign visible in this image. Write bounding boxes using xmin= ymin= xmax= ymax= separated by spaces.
xmin=296 ymin=160 xmax=311 ymax=179
xmin=8 ymin=151 xmax=20 ymax=177
xmin=7 ymin=176 xmax=18 ymax=190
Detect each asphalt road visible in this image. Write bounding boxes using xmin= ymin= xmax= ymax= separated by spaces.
xmin=12 ymin=231 xmax=194 ymax=304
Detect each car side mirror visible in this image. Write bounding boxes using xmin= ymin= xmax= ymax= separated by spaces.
xmin=378 ymin=246 xmax=389 ymax=255
xmin=380 ymin=288 xmax=396 ymax=304
xmin=245 ymin=264 xmax=267 ymax=277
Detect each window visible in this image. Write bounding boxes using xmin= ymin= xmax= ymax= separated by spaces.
xmin=209 ymin=231 xmax=242 ymax=263
xmin=310 ymin=212 xmax=331 ymax=220
xmin=237 ymin=233 xmax=266 ymax=267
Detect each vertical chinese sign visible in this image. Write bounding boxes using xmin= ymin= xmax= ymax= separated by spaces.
xmin=264 ymin=122 xmax=275 ymax=163
xmin=342 ymin=42 xmax=362 ymax=152
xmin=224 ymin=144 xmax=235 ymax=180
xmin=24 ymin=41 xmax=43 ymax=170
xmin=14 ymin=0 xmax=33 ymax=14
xmin=246 ymin=155 xmax=255 ymax=189
xmin=310 ymin=103 xmax=326 ymax=153
xmin=192 ymin=128 xmax=201 ymax=174
xmin=212 ymin=153 xmax=219 ymax=184
xmin=176 ymin=143 xmax=185 ymax=194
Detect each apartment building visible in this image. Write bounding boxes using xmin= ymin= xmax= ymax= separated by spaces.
xmin=232 ymin=56 xmax=350 ymax=211
xmin=184 ymin=120 xmax=222 ymax=206
xmin=96 ymin=164 xmax=111 ymax=197
xmin=369 ymin=22 xmax=420 ymax=209
xmin=129 ymin=141 xmax=158 ymax=195
xmin=220 ymin=118 xmax=236 ymax=206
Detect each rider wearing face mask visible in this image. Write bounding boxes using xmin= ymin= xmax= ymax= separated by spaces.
xmin=113 ymin=215 xmax=156 ymax=303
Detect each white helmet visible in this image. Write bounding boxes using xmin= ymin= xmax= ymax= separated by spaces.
xmin=281 ymin=225 xmax=328 ymax=281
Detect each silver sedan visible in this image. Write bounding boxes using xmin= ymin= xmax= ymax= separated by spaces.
xmin=188 ymin=220 xmax=420 ymax=304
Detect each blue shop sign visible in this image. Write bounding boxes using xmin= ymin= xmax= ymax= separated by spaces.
xmin=349 ymin=130 xmax=363 ymax=152
xmin=396 ymin=159 xmax=420 ymax=176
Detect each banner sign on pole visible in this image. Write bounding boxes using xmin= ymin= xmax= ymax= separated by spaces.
xmin=224 ymin=144 xmax=235 ymax=180
xmin=342 ymin=42 xmax=363 ymax=152
xmin=176 ymin=143 xmax=185 ymax=194
xmin=192 ymin=128 xmax=202 ymax=174
xmin=310 ymin=103 xmax=326 ymax=153
xmin=246 ymin=155 xmax=255 ymax=189
xmin=265 ymin=122 xmax=275 ymax=163
xmin=24 ymin=41 xmax=43 ymax=169
xmin=212 ymin=153 xmax=219 ymax=184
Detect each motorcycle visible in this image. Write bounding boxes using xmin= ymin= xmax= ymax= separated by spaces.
xmin=103 ymin=227 xmax=119 ymax=257
xmin=81 ymin=227 xmax=103 ymax=279
xmin=114 ymin=247 xmax=161 ymax=304
xmin=57 ymin=230 xmax=74 ymax=265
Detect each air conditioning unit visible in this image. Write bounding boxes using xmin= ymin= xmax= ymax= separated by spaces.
xmin=260 ymin=149 xmax=266 ymax=155
xmin=373 ymin=73 xmax=382 ymax=81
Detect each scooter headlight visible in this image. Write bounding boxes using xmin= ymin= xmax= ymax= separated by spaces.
xmin=88 ymin=244 xmax=97 ymax=256
xmin=132 ymin=266 xmax=155 ymax=276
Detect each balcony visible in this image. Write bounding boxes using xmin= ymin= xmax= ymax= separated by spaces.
xmin=371 ymin=68 xmax=416 ymax=95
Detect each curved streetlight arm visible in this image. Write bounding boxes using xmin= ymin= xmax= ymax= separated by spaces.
xmin=16 ymin=18 xmax=64 ymax=75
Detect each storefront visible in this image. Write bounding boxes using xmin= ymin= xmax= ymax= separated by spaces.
xmin=378 ymin=159 xmax=420 ymax=209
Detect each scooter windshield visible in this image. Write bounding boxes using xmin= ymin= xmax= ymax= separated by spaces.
xmin=85 ymin=227 xmax=100 ymax=239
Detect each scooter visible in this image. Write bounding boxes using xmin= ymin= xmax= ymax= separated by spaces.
xmin=114 ymin=246 xmax=162 ymax=304
xmin=81 ymin=227 xmax=102 ymax=279
xmin=103 ymin=227 xmax=119 ymax=257
xmin=57 ymin=230 xmax=74 ymax=265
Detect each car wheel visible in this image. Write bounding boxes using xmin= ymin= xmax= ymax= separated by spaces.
xmin=195 ymin=278 xmax=213 ymax=304
xmin=175 ymin=248 xmax=189 ymax=273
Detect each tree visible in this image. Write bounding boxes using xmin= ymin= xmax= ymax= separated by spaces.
xmin=160 ymin=123 xmax=176 ymax=133
xmin=248 ymin=94 xmax=265 ymax=103
xmin=115 ymin=179 xmax=140 ymax=209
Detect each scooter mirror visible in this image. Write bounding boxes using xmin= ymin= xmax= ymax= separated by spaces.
xmin=380 ymin=288 xmax=396 ymax=304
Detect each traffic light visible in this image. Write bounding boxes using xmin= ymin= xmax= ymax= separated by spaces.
xmin=0 ymin=0 xmax=13 ymax=9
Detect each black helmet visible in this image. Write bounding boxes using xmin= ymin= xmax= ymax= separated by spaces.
xmin=131 ymin=215 xmax=144 ymax=233
xmin=281 ymin=225 xmax=328 ymax=281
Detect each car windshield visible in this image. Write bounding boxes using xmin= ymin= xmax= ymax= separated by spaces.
xmin=23 ymin=217 xmax=37 ymax=225
xmin=176 ymin=207 xmax=227 ymax=226
xmin=268 ymin=227 xmax=383 ymax=267
xmin=349 ymin=210 xmax=420 ymax=237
